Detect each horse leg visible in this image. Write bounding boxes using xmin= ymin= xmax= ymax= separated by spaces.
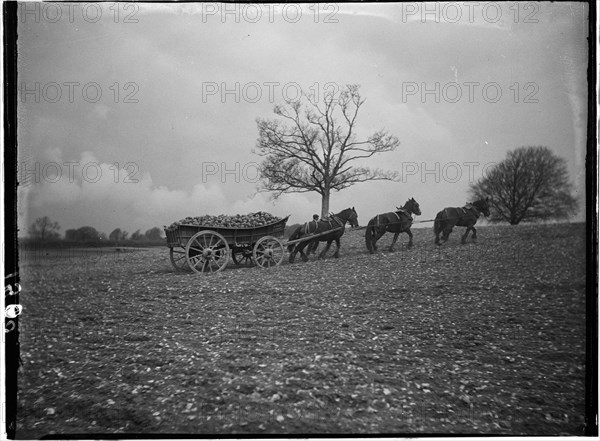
xmin=434 ymin=217 xmax=443 ymax=246
xmin=307 ymin=240 xmax=318 ymax=256
xmin=304 ymin=242 xmax=312 ymax=256
xmin=388 ymin=232 xmax=400 ymax=252
xmin=435 ymin=228 xmax=441 ymax=246
xmin=442 ymin=227 xmax=452 ymax=243
xmin=369 ymin=237 xmax=376 ymax=253
xmin=375 ymin=230 xmax=387 ymax=252
xmin=288 ymin=245 xmax=297 ymax=263
xmin=333 ymin=238 xmax=341 ymax=258
xmin=461 ymin=226 xmax=471 ymax=244
xmin=319 ymin=240 xmax=332 ymax=259
xmin=370 ymin=228 xmax=382 ymax=252
xmin=298 ymin=242 xmax=310 ymax=262
xmin=406 ymin=229 xmax=414 ymax=249
xmin=471 ymin=226 xmax=478 ymax=243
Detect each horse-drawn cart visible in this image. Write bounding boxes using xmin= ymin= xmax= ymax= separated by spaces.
xmin=165 ymin=216 xmax=291 ymax=273
xmin=165 ymin=215 xmax=349 ymax=274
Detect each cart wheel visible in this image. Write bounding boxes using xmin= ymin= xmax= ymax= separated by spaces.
xmin=231 ymin=245 xmax=254 ymax=266
xmin=169 ymin=247 xmax=191 ymax=272
xmin=186 ymin=230 xmax=230 ymax=274
xmin=253 ymin=236 xmax=284 ymax=268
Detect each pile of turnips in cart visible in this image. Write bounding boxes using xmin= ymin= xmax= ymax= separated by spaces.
xmin=165 ymin=212 xmax=282 ymax=230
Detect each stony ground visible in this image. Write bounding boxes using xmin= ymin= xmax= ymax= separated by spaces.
xmin=16 ymin=222 xmax=588 ymax=437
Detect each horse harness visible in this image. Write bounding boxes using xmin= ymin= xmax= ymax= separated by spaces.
xmin=375 ymin=209 xmax=412 ymax=227
xmin=302 ymin=220 xmax=319 ymax=235
xmin=395 ymin=207 xmax=413 ymax=221
xmin=447 ymin=204 xmax=480 ymax=221
xmin=325 ymin=215 xmax=344 ymax=229
xmin=461 ymin=204 xmax=480 ymax=217
xmin=303 ymin=215 xmax=344 ymax=235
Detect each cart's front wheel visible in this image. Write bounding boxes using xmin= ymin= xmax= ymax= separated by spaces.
xmin=253 ymin=236 xmax=284 ymax=268
xmin=186 ymin=231 xmax=230 ymax=274
xmin=170 ymin=247 xmax=191 ymax=272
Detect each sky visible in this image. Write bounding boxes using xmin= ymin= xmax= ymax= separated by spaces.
xmin=16 ymin=2 xmax=589 ymax=237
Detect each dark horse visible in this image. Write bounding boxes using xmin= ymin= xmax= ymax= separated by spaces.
xmin=433 ymin=197 xmax=491 ymax=245
xmin=365 ymin=198 xmax=421 ymax=254
xmin=287 ymin=207 xmax=359 ymax=263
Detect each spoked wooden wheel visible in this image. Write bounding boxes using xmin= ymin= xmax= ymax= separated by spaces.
xmin=169 ymin=247 xmax=191 ymax=272
xmin=185 ymin=230 xmax=230 ymax=274
xmin=253 ymin=236 xmax=284 ymax=268
xmin=231 ymin=245 xmax=254 ymax=266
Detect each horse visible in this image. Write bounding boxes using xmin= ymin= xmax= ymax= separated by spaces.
xmin=286 ymin=218 xmax=321 ymax=258
xmin=365 ymin=198 xmax=421 ymax=254
xmin=287 ymin=207 xmax=359 ymax=263
xmin=433 ymin=197 xmax=491 ymax=245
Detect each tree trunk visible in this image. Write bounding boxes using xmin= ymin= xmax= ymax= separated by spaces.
xmin=321 ymin=190 xmax=330 ymax=219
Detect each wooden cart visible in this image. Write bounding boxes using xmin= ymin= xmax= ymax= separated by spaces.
xmin=165 ymin=216 xmax=290 ymax=273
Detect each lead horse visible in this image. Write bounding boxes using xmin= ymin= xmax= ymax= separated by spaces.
xmin=287 ymin=207 xmax=359 ymax=263
xmin=433 ymin=197 xmax=490 ymax=245
xmin=365 ymin=198 xmax=421 ymax=253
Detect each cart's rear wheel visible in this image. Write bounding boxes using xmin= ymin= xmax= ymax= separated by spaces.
xmin=169 ymin=247 xmax=191 ymax=272
xmin=232 ymin=245 xmax=254 ymax=266
xmin=186 ymin=231 xmax=229 ymax=274
xmin=253 ymin=236 xmax=284 ymax=268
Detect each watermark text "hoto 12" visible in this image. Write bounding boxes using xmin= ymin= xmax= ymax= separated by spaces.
xmin=200 ymin=3 xmax=339 ymax=23
xmin=18 ymin=161 xmax=139 ymax=185
xmin=202 ymin=82 xmax=341 ymax=104
xmin=401 ymin=82 xmax=539 ymax=104
xmin=18 ymin=2 xmax=139 ymax=23
xmin=19 ymin=82 xmax=139 ymax=103
xmin=401 ymin=2 xmax=540 ymax=24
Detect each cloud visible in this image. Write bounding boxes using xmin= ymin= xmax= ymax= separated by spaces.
xmin=20 ymin=151 xmax=228 ymax=235
xmin=19 ymin=151 xmax=323 ymax=236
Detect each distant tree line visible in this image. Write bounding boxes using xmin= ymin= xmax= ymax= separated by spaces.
xmin=26 ymin=217 xmax=165 ymax=247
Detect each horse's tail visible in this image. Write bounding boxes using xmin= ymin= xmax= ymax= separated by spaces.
xmin=433 ymin=210 xmax=444 ymax=235
xmin=365 ymin=218 xmax=376 ymax=253
xmin=287 ymin=226 xmax=303 ymax=253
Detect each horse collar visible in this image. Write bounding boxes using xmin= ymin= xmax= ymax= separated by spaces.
xmin=396 ymin=208 xmax=412 ymax=220
xmin=463 ymin=204 xmax=479 ymax=215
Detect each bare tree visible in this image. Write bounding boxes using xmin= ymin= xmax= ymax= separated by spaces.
xmin=470 ymin=146 xmax=578 ymax=224
xmin=29 ymin=216 xmax=60 ymax=241
xmin=255 ymin=84 xmax=400 ymax=218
